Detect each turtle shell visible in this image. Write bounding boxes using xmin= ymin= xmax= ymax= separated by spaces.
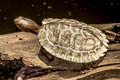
xmin=38 ymin=18 xmax=109 ymax=63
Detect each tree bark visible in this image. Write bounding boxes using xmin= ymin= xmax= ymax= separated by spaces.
xmin=0 ymin=23 xmax=120 ymax=80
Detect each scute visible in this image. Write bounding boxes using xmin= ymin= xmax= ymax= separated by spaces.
xmin=38 ymin=18 xmax=109 ymax=63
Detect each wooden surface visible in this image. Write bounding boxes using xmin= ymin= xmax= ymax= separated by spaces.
xmin=0 ymin=23 xmax=120 ymax=80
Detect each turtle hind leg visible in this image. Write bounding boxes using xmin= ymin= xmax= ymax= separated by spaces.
xmin=102 ymin=24 xmax=120 ymax=43
xmin=105 ymin=34 xmax=120 ymax=43
xmin=106 ymin=24 xmax=120 ymax=33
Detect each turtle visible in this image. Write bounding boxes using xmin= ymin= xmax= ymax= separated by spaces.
xmin=14 ymin=16 xmax=120 ymax=80
xmin=14 ymin=16 xmax=109 ymax=63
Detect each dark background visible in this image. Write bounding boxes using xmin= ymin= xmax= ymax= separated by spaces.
xmin=0 ymin=0 xmax=120 ymax=34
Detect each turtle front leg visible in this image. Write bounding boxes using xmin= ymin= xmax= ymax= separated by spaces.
xmin=40 ymin=47 xmax=54 ymax=62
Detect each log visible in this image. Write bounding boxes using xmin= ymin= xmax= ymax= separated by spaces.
xmin=0 ymin=23 xmax=120 ymax=80
xmin=0 ymin=32 xmax=45 ymax=70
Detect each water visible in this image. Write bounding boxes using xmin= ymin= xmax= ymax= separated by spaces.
xmin=0 ymin=0 xmax=120 ymax=34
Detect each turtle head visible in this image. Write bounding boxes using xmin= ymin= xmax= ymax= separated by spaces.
xmin=14 ymin=16 xmax=40 ymax=33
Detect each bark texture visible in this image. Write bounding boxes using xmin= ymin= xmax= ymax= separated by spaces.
xmin=0 ymin=23 xmax=120 ymax=80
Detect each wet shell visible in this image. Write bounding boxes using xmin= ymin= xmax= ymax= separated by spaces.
xmin=38 ymin=18 xmax=109 ymax=63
